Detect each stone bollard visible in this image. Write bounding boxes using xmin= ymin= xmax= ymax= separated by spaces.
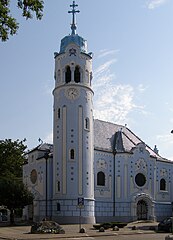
xmin=165 ymin=235 xmax=173 ymax=240
xmin=79 ymin=228 xmax=86 ymax=233
xmin=113 ymin=226 xmax=119 ymax=231
xmin=99 ymin=227 xmax=105 ymax=232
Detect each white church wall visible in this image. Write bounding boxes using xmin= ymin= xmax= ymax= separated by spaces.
xmin=94 ymin=150 xmax=115 ymax=221
xmin=23 ymin=148 xmax=53 ymax=221
xmin=155 ymin=161 xmax=173 ymax=203
xmin=94 ymin=151 xmax=113 ymax=200
xmin=113 ymin=145 xmax=158 ymax=222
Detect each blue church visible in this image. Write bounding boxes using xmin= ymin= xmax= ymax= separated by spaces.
xmin=23 ymin=1 xmax=173 ymax=224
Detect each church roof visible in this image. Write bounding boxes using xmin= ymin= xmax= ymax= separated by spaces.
xmin=94 ymin=119 xmax=164 ymax=160
xmin=27 ymin=120 xmax=167 ymax=162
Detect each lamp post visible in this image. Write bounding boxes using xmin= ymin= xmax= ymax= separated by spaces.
xmin=44 ymin=151 xmax=49 ymax=219
xmin=171 ymin=131 xmax=173 ymax=234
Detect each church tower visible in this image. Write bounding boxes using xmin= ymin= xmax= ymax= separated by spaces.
xmin=52 ymin=1 xmax=95 ymax=224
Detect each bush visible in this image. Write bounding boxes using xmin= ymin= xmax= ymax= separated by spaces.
xmin=93 ymin=223 xmax=112 ymax=230
xmin=93 ymin=222 xmax=127 ymax=230
xmin=111 ymin=222 xmax=127 ymax=228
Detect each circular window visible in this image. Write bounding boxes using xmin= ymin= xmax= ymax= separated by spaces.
xmin=30 ymin=169 xmax=37 ymax=184
xmin=135 ymin=173 xmax=146 ymax=187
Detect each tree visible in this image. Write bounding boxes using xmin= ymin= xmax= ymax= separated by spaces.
xmin=0 ymin=139 xmax=33 ymax=224
xmin=0 ymin=178 xmax=33 ymax=225
xmin=0 ymin=139 xmax=27 ymax=178
xmin=0 ymin=0 xmax=44 ymax=41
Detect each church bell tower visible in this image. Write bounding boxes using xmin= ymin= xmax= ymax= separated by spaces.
xmin=52 ymin=1 xmax=95 ymax=224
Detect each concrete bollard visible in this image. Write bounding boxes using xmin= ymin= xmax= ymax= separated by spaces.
xmin=79 ymin=228 xmax=86 ymax=233
xmin=99 ymin=227 xmax=105 ymax=232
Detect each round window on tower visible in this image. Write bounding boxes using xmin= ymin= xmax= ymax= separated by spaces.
xmin=135 ymin=173 xmax=146 ymax=187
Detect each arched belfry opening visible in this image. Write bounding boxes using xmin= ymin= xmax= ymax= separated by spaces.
xmin=74 ymin=66 xmax=80 ymax=83
xmin=65 ymin=66 xmax=71 ymax=83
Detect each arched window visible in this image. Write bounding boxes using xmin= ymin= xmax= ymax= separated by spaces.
xmin=160 ymin=178 xmax=166 ymax=191
xmin=74 ymin=66 xmax=80 ymax=83
xmin=65 ymin=66 xmax=71 ymax=83
xmin=86 ymin=70 xmax=89 ymax=83
xmin=97 ymin=171 xmax=105 ymax=186
xmin=58 ymin=108 xmax=60 ymax=119
xmin=57 ymin=181 xmax=60 ymax=191
xmin=85 ymin=118 xmax=90 ymax=130
xmin=90 ymin=72 xmax=93 ymax=85
xmin=57 ymin=202 xmax=61 ymax=211
xmin=70 ymin=149 xmax=75 ymax=160
xmin=57 ymin=70 xmax=61 ymax=82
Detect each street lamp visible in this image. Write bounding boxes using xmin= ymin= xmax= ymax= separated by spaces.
xmin=44 ymin=151 xmax=50 ymax=219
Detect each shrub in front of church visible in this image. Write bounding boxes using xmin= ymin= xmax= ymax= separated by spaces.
xmin=111 ymin=222 xmax=127 ymax=228
xmin=93 ymin=222 xmax=127 ymax=230
xmin=93 ymin=222 xmax=112 ymax=230
xmin=30 ymin=221 xmax=65 ymax=234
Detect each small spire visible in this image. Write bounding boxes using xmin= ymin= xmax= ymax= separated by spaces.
xmin=154 ymin=145 xmax=159 ymax=154
xmin=68 ymin=1 xmax=80 ymax=35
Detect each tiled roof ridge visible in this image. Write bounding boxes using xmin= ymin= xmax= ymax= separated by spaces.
xmin=94 ymin=118 xmax=124 ymax=128
xmin=126 ymin=126 xmax=163 ymax=159
xmin=94 ymin=119 xmax=164 ymax=159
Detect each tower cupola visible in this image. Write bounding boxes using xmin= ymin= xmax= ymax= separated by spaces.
xmin=58 ymin=1 xmax=89 ymax=54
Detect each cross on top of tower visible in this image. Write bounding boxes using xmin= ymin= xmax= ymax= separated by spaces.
xmin=68 ymin=1 xmax=80 ymax=35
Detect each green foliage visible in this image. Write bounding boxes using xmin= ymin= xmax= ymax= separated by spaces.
xmin=0 ymin=178 xmax=33 ymax=224
xmin=0 ymin=0 xmax=44 ymax=41
xmin=0 ymin=139 xmax=27 ymax=178
xmin=93 ymin=222 xmax=127 ymax=230
xmin=17 ymin=0 xmax=44 ymax=19
xmin=0 ymin=178 xmax=33 ymax=209
xmin=0 ymin=138 xmax=33 ymax=224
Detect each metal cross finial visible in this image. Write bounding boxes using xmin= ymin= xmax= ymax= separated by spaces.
xmin=68 ymin=1 xmax=80 ymax=35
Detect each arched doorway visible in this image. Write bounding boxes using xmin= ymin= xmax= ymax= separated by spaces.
xmin=137 ymin=200 xmax=148 ymax=220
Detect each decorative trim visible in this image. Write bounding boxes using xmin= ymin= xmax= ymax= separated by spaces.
xmin=78 ymin=106 xmax=83 ymax=195
xmin=62 ymin=106 xmax=67 ymax=194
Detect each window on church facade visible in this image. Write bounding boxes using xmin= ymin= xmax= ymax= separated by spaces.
xmin=58 ymin=108 xmax=60 ymax=119
xmin=57 ymin=202 xmax=61 ymax=211
xmin=70 ymin=149 xmax=75 ymax=160
xmin=90 ymin=72 xmax=92 ymax=86
xmin=97 ymin=171 xmax=105 ymax=186
xmin=65 ymin=66 xmax=71 ymax=83
xmin=135 ymin=173 xmax=146 ymax=187
xmin=160 ymin=178 xmax=166 ymax=191
xmin=57 ymin=70 xmax=61 ymax=82
xmin=57 ymin=181 xmax=60 ymax=191
xmin=74 ymin=66 xmax=80 ymax=83
xmin=84 ymin=118 xmax=90 ymax=131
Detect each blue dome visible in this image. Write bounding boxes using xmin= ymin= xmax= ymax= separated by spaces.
xmin=59 ymin=34 xmax=88 ymax=54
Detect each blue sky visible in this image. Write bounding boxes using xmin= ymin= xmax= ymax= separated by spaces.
xmin=1 ymin=0 xmax=173 ymax=159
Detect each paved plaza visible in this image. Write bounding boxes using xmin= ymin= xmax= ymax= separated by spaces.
xmin=0 ymin=221 xmax=165 ymax=240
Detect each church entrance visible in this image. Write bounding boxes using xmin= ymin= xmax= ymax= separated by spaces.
xmin=137 ymin=200 xmax=148 ymax=220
